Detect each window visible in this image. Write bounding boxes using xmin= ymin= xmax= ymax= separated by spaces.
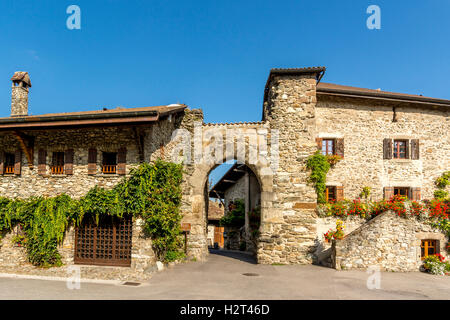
xmin=4 ymin=153 xmax=15 ymax=174
xmin=421 ymin=240 xmax=438 ymax=259
xmin=51 ymin=152 xmax=65 ymax=175
xmin=322 ymin=139 xmax=335 ymax=156
xmin=102 ymin=152 xmax=117 ymax=174
xmin=325 ymin=186 xmax=336 ymax=202
xmin=393 ymin=140 xmax=407 ymax=159
xmin=394 ymin=187 xmax=410 ymax=198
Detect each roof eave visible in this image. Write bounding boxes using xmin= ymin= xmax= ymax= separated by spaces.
xmin=316 ymin=88 xmax=450 ymax=108
xmin=0 ymin=105 xmax=187 ymax=131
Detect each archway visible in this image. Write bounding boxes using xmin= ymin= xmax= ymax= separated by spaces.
xmin=187 ymin=155 xmax=273 ymax=263
xmin=207 ymin=160 xmax=262 ymax=256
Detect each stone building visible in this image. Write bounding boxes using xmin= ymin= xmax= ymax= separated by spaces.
xmin=0 ymin=67 xmax=448 ymax=278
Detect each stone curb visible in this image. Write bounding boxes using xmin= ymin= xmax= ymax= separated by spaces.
xmin=0 ymin=272 xmax=123 ymax=285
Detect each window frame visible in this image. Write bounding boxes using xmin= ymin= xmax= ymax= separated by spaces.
xmin=102 ymin=152 xmax=118 ymax=174
xmin=321 ymin=139 xmax=335 ymax=156
xmin=393 ymin=139 xmax=408 ymax=159
xmin=421 ymin=239 xmax=438 ymax=259
xmin=325 ymin=186 xmax=337 ymax=202
xmin=393 ymin=187 xmax=410 ymax=198
xmin=4 ymin=153 xmax=15 ymax=174
xmin=51 ymin=151 xmax=65 ymax=175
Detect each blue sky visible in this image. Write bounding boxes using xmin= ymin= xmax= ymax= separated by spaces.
xmin=0 ymin=1 xmax=449 ymax=184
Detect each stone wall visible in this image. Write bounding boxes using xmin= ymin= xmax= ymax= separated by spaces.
xmin=313 ymin=216 xmax=365 ymax=263
xmin=224 ymin=175 xmax=246 ymax=209
xmin=0 ymin=126 xmax=141 ymax=198
xmin=332 ymin=211 xmax=448 ymax=272
xmin=258 ymin=74 xmax=319 ymax=264
xmin=316 ymin=96 xmax=450 ymax=201
xmin=0 ymin=218 xmax=155 ymax=281
xmin=0 ymin=110 xmax=206 ymax=279
xmin=186 ymin=120 xmax=273 ymax=263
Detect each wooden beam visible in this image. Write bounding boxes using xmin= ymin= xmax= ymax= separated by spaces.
xmin=12 ymin=131 xmax=34 ymax=169
xmin=212 ymin=190 xmax=226 ymax=207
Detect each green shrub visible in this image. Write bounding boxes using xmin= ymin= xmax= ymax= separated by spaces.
xmin=434 ymin=189 xmax=449 ymax=200
xmin=436 ymin=171 xmax=450 ymax=189
xmin=0 ymin=160 xmax=184 ymax=266
xmin=220 ymin=199 xmax=245 ymax=227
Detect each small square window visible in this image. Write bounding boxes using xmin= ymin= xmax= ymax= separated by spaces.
xmin=102 ymin=152 xmax=117 ymax=174
xmin=325 ymin=186 xmax=336 ymax=202
xmin=321 ymin=139 xmax=335 ymax=156
xmin=394 ymin=187 xmax=410 ymax=198
xmin=4 ymin=153 xmax=15 ymax=174
xmin=393 ymin=140 xmax=407 ymax=159
xmin=421 ymin=240 xmax=438 ymax=259
xmin=51 ymin=152 xmax=65 ymax=175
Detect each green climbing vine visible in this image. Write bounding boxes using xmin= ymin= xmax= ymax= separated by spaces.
xmin=0 ymin=160 xmax=184 ymax=267
xmin=306 ymin=151 xmax=344 ymax=204
xmin=306 ymin=152 xmax=330 ymax=204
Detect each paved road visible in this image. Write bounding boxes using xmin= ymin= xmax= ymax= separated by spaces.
xmin=0 ymin=250 xmax=449 ymax=300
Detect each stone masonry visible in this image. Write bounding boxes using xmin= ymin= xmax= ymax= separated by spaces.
xmin=332 ymin=211 xmax=448 ymax=272
xmin=0 ymin=67 xmax=449 ymax=280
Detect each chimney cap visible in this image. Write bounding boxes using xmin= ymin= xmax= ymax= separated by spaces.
xmin=11 ymin=71 xmax=31 ymax=87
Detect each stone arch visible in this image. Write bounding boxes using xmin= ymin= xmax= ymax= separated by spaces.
xmin=187 ymin=155 xmax=274 ymax=262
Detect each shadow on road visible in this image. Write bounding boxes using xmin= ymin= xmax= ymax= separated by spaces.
xmin=208 ymin=248 xmax=257 ymax=264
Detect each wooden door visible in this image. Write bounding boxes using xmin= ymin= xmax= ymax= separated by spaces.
xmin=74 ymin=215 xmax=132 ymax=267
xmin=214 ymin=226 xmax=224 ymax=248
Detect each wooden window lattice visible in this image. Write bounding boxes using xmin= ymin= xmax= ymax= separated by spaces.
xmin=421 ymin=240 xmax=438 ymax=259
xmin=102 ymin=152 xmax=117 ymax=174
xmin=51 ymin=152 xmax=65 ymax=175
xmin=4 ymin=153 xmax=15 ymax=174
xmin=74 ymin=215 xmax=132 ymax=267
xmin=393 ymin=140 xmax=408 ymax=159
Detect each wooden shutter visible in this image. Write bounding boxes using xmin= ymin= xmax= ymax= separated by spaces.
xmin=410 ymin=139 xmax=420 ymax=160
xmin=410 ymin=187 xmax=421 ymax=201
xmin=117 ymin=147 xmax=127 ymax=175
xmin=336 ymin=186 xmax=344 ymax=201
xmin=88 ymin=148 xmax=97 ymax=175
xmin=0 ymin=151 xmax=4 ymax=175
xmin=383 ymin=139 xmax=392 ymax=159
xmin=384 ymin=187 xmax=394 ymax=200
xmin=405 ymin=139 xmax=410 ymax=159
xmin=64 ymin=149 xmax=74 ymax=175
xmin=335 ymin=138 xmax=344 ymax=158
xmin=315 ymin=138 xmax=323 ymax=151
xmin=14 ymin=150 xmax=22 ymax=175
xmin=38 ymin=149 xmax=46 ymax=175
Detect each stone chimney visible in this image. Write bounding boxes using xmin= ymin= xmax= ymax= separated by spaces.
xmin=11 ymin=71 xmax=31 ymax=117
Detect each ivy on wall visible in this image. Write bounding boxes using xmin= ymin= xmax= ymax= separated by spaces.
xmin=306 ymin=151 xmax=342 ymax=204
xmin=0 ymin=160 xmax=184 ymax=267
